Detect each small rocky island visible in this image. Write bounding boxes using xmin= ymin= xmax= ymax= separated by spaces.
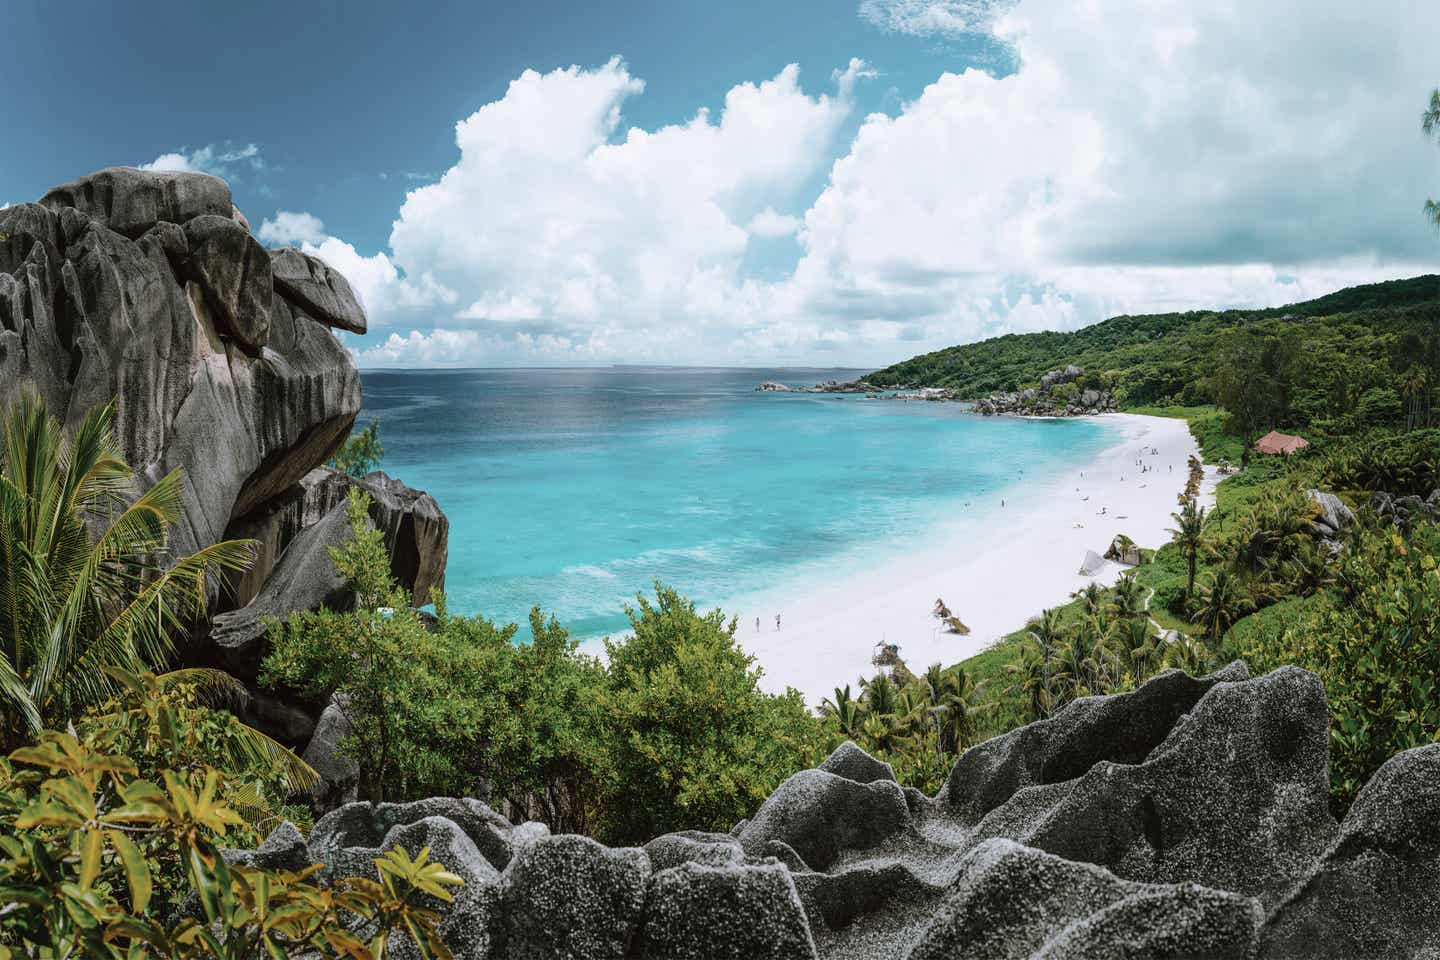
xmin=230 ymin=662 xmax=1440 ymax=959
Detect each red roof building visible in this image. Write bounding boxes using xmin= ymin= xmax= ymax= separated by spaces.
xmin=1254 ymin=430 xmax=1309 ymax=455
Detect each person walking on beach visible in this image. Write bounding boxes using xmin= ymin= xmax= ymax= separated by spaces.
xmin=775 ymin=613 xmax=782 ymax=631
xmin=756 ymin=616 xmax=760 ymax=632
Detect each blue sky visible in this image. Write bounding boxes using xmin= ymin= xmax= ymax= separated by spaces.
xmin=3 ymin=1 xmax=1438 ymax=368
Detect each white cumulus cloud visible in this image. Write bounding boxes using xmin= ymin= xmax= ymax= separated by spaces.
xmin=257 ymin=210 xmax=327 ymax=246
xmin=325 ymin=0 xmax=1439 ymax=368
xmin=139 ymin=143 xmax=263 ymax=180
xmin=859 ymin=0 xmax=1012 ymax=38
xmin=748 ymin=208 xmax=803 ymax=238
xmin=378 ymin=56 xmax=866 ymax=360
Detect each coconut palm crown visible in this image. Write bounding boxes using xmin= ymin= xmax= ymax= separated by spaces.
xmin=0 ymin=393 xmax=255 ymax=746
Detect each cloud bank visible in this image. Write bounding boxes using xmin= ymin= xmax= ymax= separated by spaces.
xmin=287 ymin=0 xmax=1438 ymax=368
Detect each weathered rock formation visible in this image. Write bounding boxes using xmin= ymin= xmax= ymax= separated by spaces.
xmin=229 ymin=664 xmax=1440 ymax=959
xmin=0 ymin=166 xmax=447 ymax=759
xmin=974 ymin=366 xmax=1116 ymax=417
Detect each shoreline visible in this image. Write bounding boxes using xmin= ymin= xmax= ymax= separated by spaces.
xmin=726 ymin=413 xmax=1220 ymax=707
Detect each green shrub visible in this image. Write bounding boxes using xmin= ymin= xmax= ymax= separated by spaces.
xmin=1233 ymin=522 xmax=1440 ymax=812
xmin=0 ymin=676 xmax=458 ymax=959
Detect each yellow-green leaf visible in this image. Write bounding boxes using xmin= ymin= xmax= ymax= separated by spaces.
xmin=108 ymin=830 xmax=151 ymax=914
xmin=79 ymin=829 xmax=104 ymax=889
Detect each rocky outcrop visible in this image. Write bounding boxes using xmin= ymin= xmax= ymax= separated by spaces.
xmin=755 ymin=379 xmax=883 ymax=394
xmin=1371 ymin=488 xmax=1440 ymax=533
xmin=228 ymin=663 xmax=1439 ymax=959
xmin=974 ymin=366 xmax=1116 ymax=417
xmin=3 ymin=167 xmax=362 ymax=562
xmin=3 ymin=167 xmax=448 ymax=763
xmin=226 ymin=466 xmax=449 ymax=610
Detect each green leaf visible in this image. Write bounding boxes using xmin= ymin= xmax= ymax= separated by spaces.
xmin=107 ymin=829 xmax=151 ymax=914
xmin=79 ymin=828 xmax=104 ymax=888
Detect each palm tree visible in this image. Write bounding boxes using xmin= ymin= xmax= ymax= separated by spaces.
xmin=1109 ymin=572 xmax=1145 ymax=620
xmin=1193 ymin=568 xmax=1251 ymax=643
xmin=923 ymin=664 xmax=984 ymax=756
xmin=1073 ymin=582 xmax=1106 ymax=618
xmin=1006 ymin=609 xmax=1062 ymax=721
xmin=0 ymin=395 xmax=253 ymax=746
xmin=820 ymin=684 xmax=864 ymax=740
xmin=1162 ymin=631 xmax=1213 ymax=675
xmin=1168 ymin=500 xmax=1206 ymax=605
xmin=1400 ymin=364 xmax=1429 ymax=432
xmin=858 ymin=672 xmax=900 ymax=720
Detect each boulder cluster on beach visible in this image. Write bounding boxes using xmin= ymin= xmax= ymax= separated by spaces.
xmin=231 ymin=663 xmax=1440 ymax=959
xmin=974 ymin=365 xmax=1117 ymax=417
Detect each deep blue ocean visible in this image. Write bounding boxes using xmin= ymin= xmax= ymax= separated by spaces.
xmin=356 ymin=368 xmax=1118 ymax=641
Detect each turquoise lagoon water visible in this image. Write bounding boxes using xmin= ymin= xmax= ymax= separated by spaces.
xmin=356 ymin=368 xmax=1120 ymax=641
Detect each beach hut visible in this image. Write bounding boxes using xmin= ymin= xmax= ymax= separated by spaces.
xmin=1254 ymin=430 xmax=1309 ymax=455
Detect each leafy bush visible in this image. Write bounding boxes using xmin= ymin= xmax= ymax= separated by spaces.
xmin=262 ymin=490 xmax=514 ymax=803
xmin=599 ymin=586 xmax=826 ymax=843
xmin=1233 ymin=522 xmax=1440 ymax=812
xmin=0 ymin=678 xmax=460 ymax=959
xmin=329 ymin=420 xmax=384 ymax=477
xmin=265 ymin=498 xmax=823 ymax=841
xmin=1317 ymin=428 xmax=1440 ymax=496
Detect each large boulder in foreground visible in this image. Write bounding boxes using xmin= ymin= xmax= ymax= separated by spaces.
xmin=8 ymin=167 xmax=363 ymax=567
xmin=221 ymin=665 xmax=1439 ymax=960
xmin=5 ymin=167 xmax=454 ymax=768
xmin=1260 ymin=743 xmax=1440 ymax=959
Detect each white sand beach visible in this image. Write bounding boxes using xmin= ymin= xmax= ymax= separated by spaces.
xmin=729 ymin=413 xmax=1220 ymax=707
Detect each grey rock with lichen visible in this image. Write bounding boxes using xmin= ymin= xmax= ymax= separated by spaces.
xmin=819 ymin=740 xmax=897 ymax=784
xmin=230 ymin=665 xmax=1438 ymax=958
xmin=641 ymin=860 xmax=817 ymax=959
xmin=739 ymin=768 xmax=910 ymax=871
xmin=497 ymin=834 xmax=649 ymax=959
xmin=1259 ymin=743 xmax=1440 ymax=959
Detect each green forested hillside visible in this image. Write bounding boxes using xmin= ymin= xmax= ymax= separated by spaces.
xmin=867 ymin=275 xmax=1440 ymax=428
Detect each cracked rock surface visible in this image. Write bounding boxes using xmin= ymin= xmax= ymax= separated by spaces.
xmin=232 ymin=664 xmax=1440 ymax=959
